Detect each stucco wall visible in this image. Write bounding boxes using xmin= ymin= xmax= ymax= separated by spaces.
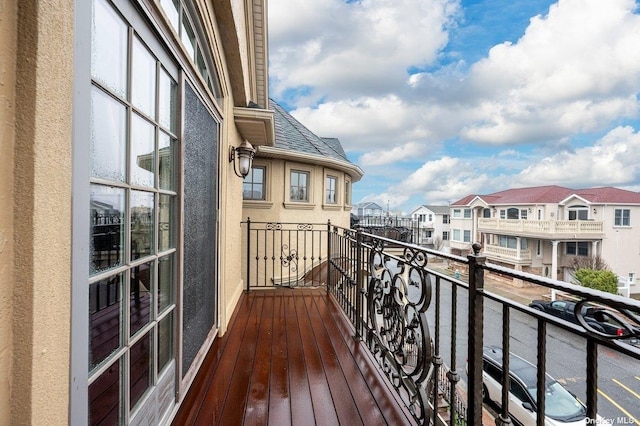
xmin=0 ymin=0 xmax=17 ymax=421
xmin=11 ymin=1 xmax=73 ymax=423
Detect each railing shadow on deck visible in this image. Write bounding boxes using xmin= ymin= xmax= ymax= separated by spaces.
xmin=242 ymin=220 xmax=640 ymax=425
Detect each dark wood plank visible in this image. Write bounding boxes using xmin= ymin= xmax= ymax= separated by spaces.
xmin=302 ymin=290 xmax=363 ymax=425
xmin=267 ymin=292 xmax=292 ymax=425
xmin=216 ymin=294 xmax=264 ymax=424
xmin=171 ymin=292 xmax=253 ymax=425
xmin=284 ymin=291 xmax=316 ymax=426
xmin=293 ymin=290 xmax=340 ymax=426
xmin=244 ymin=291 xmax=274 ymax=424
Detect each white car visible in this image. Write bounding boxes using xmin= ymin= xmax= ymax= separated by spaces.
xmin=480 ymin=346 xmax=602 ymax=426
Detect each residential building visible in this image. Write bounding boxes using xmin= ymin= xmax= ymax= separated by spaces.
xmin=0 ymin=0 xmax=355 ymax=424
xmin=243 ymin=99 xmax=362 ymax=226
xmin=410 ymin=205 xmax=451 ymax=249
xmin=450 ymin=185 xmax=640 ymax=296
xmin=352 ymin=201 xmax=385 ymax=218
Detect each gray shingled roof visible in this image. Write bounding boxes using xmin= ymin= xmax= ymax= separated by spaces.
xmin=269 ymin=99 xmax=351 ymax=163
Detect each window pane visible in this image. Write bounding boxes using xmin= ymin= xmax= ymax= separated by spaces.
xmin=158 ymin=194 xmax=175 ymax=252
xmin=159 ymin=69 xmax=177 ymax=132
xmin=92 ymin=0 xmax=127 ymax=97
xmin=160 ymin=0 xmax=179 ymax=31
xmin=89 ymin=358 xmax=121 ymax=425
xmin=158 ymin=254 xmax=175 ymax=313
xmin=132 ymin=37 xmax=157 ymax=118
xmin=131 ymin=114 xmax=156 ymax=187
xmin=89 ymin=274 xmax=123 ymax=370
xmin=130 ymin=332 xmax=152 ymax=410
xmin=130 ymin=261 xmax=153 ymax=336
xmin=181 ymin=12 xmax=196 ymax=59
xmin=158 ymin=312 xmax=174 ymax=373
xmin=131 ymin=191 xmax=155 ymax=261
xmin=159 ymin=131 xmax=177 ymax=191
xmin=91 ymin=87 xmax=127 ymax=181
xmin=90 ymin=185 xmax=125 ymax=275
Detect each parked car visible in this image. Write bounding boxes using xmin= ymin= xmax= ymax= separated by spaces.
xmin=529 ymin=299 xmax=631 ymax=337
xmin=480 ymin=346 xmax=601 ymax=426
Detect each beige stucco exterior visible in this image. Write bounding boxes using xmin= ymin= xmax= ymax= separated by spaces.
xmin=0 ymin=0 xmax=17 ymax=421
xmin=5 ymin=0 xmax=74 ymax=424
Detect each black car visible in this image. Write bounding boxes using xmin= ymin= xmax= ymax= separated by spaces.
xmin=529 ymin=299 xmax=629 ymax=336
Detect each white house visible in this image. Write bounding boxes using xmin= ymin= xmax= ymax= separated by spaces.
xmin=450 ymin=185 xmax=640 ymax=297
xmin=410 ymin=205 xmax=451 ymax=249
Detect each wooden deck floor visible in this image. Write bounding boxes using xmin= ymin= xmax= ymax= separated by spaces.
xmin=172 ymin=288 xmax=417 ymax=426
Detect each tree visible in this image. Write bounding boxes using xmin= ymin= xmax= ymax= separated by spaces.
xmin=568 ymin=255 xmax=610 ymax=273
xmin=574 ymin=268 xmax=619 ymax=294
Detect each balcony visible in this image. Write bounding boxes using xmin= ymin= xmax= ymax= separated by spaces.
xmin=478 ymin=218 xmax=605 ymax=239
xmin=174 ymin=221 xmax=640 ymax=425
xmin=483 ymin=244 xmax=532 ymax=264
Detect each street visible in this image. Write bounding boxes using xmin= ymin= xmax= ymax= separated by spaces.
xmin=424 ymin=275 xmax=640 ymax=424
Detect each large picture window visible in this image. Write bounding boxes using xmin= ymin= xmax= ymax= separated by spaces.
xmin=89 ymin=0 xmax=179 ymax=423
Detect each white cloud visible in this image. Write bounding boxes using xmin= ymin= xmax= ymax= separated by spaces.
xmin=359 ymin=142 xmax=426 ymax=166
xmin=514 ymin=126 xmax=640 ymax=187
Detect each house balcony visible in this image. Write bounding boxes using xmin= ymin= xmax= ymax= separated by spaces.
xmin=483 ymin=244 xmax=532 ymax=264
xmin=478 ymin=218 xmax=605 ymax=239
xmin=173 ymin=221 xmax=640 ymax=425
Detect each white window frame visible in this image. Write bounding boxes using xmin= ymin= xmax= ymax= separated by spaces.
xmin=614 ymin=208 xmax=631 ymax=227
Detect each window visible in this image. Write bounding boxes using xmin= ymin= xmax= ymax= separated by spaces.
xmin=325 ymin=176 xmax=337 ymax=204
xmin=566 ymin=242 xmax=589 ymax=256
xmin=568 ymin=206 xmax=588 ymax=220
xmin=520 ymin=209 xmax=528 ymax=220
xmin=428 ymin=214 xmax=433 ymax=221
xmin=453 ymin=209 xmax=461 ymax=218
xmin=443 ymin=215 xmax=450 ymax=224
xmin=615 ymin=209 xmax=630 ymax=226
xmin=463 ymin=209 xmax=472 ymax=219
xmin=452 ymin=229 xmax=461 ymax=241
xmin=290 ymin=170 xmax=309 ymax=202
xmin=500 ymin=210 xmax=506 ymax=219
xmin=160 ymin=0 xmax=221 ymax=98
xmin=483 ymin=208 xmax=491 ymax=218
xmin=442 ymin=231 xmax=449 ymax=241
xmin=507 ymin=208 xmax=519 ymax=219
xmin=629 ymin=273 xmax=635 ymax=284
xmin=463 ymin=230 xmax=471 ymax=242
xmin=345 ymin=180 xmax=351 ymax=206
xmin=537 ymin=240 xmax=542 ymax=256
xmin=90 ymin=0 xmax=180 ymax=421
xmin=243 ymin=166 xmax=265 ymax=200
xmin=498 ymin=236 xmax=527 ymax=249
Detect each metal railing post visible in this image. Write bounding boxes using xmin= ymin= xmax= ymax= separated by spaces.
xmin=355 ymin=227 xmax=363 ymax=340
xmin=327 ymin=220 xmax=332 ymax=293
xmin=246 ymin=217 xmax=251 ymax=292
xmin=467 ymin=242 xmax=485 ymax=425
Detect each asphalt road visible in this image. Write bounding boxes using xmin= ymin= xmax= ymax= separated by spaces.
xmin=423 ymin=275 xmax=640 ymax=424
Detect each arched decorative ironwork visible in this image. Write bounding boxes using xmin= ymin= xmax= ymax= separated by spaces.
xmin=366 ymin=239 xmax=434 ymax=423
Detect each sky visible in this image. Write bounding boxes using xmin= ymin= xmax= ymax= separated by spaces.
xmin=267 ymin=0 xmax=640 ymax=214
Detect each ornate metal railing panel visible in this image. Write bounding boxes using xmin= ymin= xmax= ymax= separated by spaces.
xmin=244 ymin=220 xmax=640 ymax=425
xmin=242 ymin=219 xmax=329 ymax=289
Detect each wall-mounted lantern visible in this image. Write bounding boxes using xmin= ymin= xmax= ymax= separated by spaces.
xmin=229 ymin=140 xmax=256 ymax=178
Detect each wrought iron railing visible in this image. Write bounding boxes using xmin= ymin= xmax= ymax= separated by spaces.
xmin=243 ymin=219 xmax=640 ymax=425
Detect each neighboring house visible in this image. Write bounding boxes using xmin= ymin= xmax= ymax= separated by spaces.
xmin=450 ymin=185 xmax=640 ymax=296
xmin=243 ymin=99 xmax=363 ymax=228
xmin=352 ymin=201 xmax=385 ymax=218
xmin=0 ymin=0 xmax=313 ymax=423
xmin=410 ymin=205 xmax=451 ymax=249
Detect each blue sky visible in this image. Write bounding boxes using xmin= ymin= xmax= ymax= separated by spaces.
xmin=268 ymin=0 xmax=640 ymax=213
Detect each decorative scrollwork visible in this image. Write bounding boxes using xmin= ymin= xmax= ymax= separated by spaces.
xmin=265 ymin=222 xmax=282 ymax=230
xmin=296 ymin=223 xmax=314 ymax=230
xmin=574 ymin=300 xmax=640 ymax=341
xmin=281 ymin=244 xmax=298 ymax=272
xmin=365 ymin=241 xmax=434 ymax=424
